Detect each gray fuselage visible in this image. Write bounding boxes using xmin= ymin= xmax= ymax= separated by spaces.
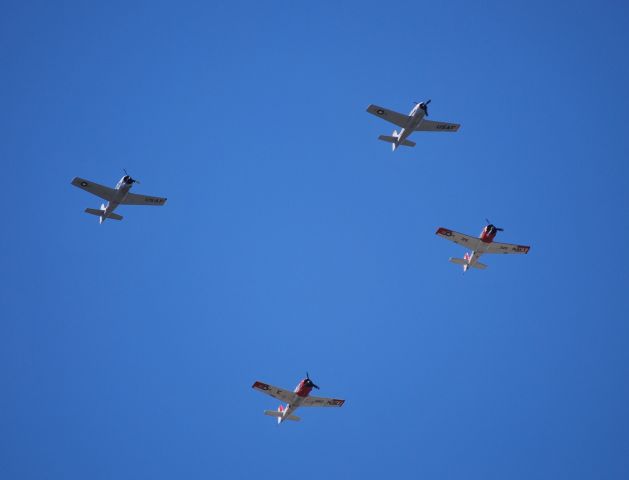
xmin=394 ymin=104 xmax=426 ymax=146
xmin=103 ymin=177 xmax=134 ymax=216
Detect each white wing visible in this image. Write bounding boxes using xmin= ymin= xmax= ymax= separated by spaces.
xmin=435 ymin=227 xmax=481 ymax=250
xmin=366 ymin=104 xmax=410 ymax=128
xmin=252 ymin=381 xmax=296 ymax=404
xmin=300 ymin=395 xmax=345 ymax=408
xmin=71 ymin=177 xmax=116 ymax=201
xmin=484 ymin=241 xmax=530 ymax=255
xmin=415 ymin=119 xmax=460 ymax=132
xmin=120 ymin=192 xmax=167 ymax=206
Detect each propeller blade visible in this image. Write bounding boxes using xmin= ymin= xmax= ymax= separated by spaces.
xmin=485 ymin=219 xmax=504 ymax=232
xmin=123 ymin=169 xmax=140 ymax=184
xmin=306 ymin=372 xmax=320 ymax=389
xmin=422 ymin=99 xmax=431 ymax=116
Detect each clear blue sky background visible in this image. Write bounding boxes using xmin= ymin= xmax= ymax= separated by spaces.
xmin=1 ymin=1 xmax=628 ymax=479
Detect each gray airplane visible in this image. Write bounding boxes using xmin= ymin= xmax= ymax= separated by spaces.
xmin=71 ymin=171 xmax=167 ymax=224
xmin=366 ymin=100 xmax=460 ymax=151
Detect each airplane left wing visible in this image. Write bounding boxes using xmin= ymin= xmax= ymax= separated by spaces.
xmin=415 ymin=119 xmax=460 ymax=132
xmin=301 ymin=395 xmax=345 ymax=407
xmin=435 ymin=227 xmax=480 ymax=250
xmin=120 ymin=192 xmax=167 ymax=206
xmin=71 ymin=177 xmax=116 ymax=201
xmin=484 ymin=242 xmax=530 ymax=255
xmin=366 ymin=104 xmax=409 ymax=128
xmin=252 ymin=381 xmax=296 ymax=404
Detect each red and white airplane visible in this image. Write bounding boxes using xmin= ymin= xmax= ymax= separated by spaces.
xmin=436 ymin=220 xmax=530 ymax=271
xmin=252 ymin=374 xmax=345 ymax=424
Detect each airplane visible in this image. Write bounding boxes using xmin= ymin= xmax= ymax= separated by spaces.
xmin=252 ymin=373 xmax=345 ymax=424
xmin=435 ymin=220 xmax=530 ymax=271
xmin=366 ymin=100 xmax=460 ymax=151
xmin=71 ymin=171 xmax=167 ymax=224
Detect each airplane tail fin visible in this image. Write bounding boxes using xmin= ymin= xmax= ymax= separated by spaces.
xmin=84 ymin=205 xmax=123 ymax=223
xmin=264 ymin=405 xmax=300 ymax=423
xmin=448 ymin=257 xmax=487 ymax=270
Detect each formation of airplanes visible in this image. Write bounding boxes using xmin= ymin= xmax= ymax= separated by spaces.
xmin=70 ymin=99 xmax=530 ymax=424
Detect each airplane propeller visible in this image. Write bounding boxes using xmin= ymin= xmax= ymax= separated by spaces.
xmin=306 ymin=372 xmax=320 ymax=389
xmin=415 ymin=99 xmax=431 ymax=116
xmin=123 ymin=168 xmax=140 ymax=184
xmin=485 ymin=218 xmax=504 ymax=232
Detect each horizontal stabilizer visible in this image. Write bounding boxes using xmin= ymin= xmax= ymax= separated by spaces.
xmin=84 ymin=208 xmax=123 ymax=221
xmin=377 ymin=135 xmax=415 ymax=147
xmin=84 ymin=208 xmax=103 ymax=217
xmin=378 ymin=135 xmax=397 ymax=143
xmin=448 ymin=257 xmax=467 ymax=266
xmin=264 ymin=410 xmax=300 ymax=421
xmin=448 ymin=257 xmax=487 ymax=269
xmin=470 ymin=262 xmax=487 ymax=269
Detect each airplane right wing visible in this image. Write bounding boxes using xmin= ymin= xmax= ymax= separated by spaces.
xmin=484 ymin=241 xmax=531 ymax=255
xmin=415 ymin=119 xmax=460 ymax=132
xmin=252 ymin=381 xmax=296 ymax=404
xmin=300 ymin=395 xmax=345 ymax=407
xmin=71 ymin=177 xmax=116 ymax=201
xmin=366 ymin=104 xmax=410 ymax=128
xmin=120 ymin=192 xmax=167 ymax=206
xmin=435 ymin=227 xmax=480 ymax=250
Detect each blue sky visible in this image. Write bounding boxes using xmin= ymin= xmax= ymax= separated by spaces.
xmin=1 ymin=1 xmax=629 ymax=478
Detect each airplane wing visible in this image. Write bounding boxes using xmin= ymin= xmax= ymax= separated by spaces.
xmin=71 ymin=177 xmax=116 ymax=201
xmin=484 ymin=241 xmax=530 ymax=255
xmin=366 ymin=104 xmax=409 ymax=128
xmin=300 ymin=395 xmax=345 ymax=408
xmin=252 ymin=381 xmax=296 ymax=404
xmin=415 ymin=119 xmax=460 ymax=132
xmin=435 ymin=227 xmax=480 ymax=250
xmin=120 ymin=192 xmax=167 ymax=206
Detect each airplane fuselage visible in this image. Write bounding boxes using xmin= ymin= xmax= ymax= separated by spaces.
xmin=462 ymin=227 xmax=499 ymax=271
xmin=277 ymin=379 xmax=314 ymax=424
xmin=394 ymin=104 xmax=427 ymax=147
xmin=95 ymin=175 xmax=137 ymax=223
xmin=102 ymin=177 xmax=134 ymax=217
